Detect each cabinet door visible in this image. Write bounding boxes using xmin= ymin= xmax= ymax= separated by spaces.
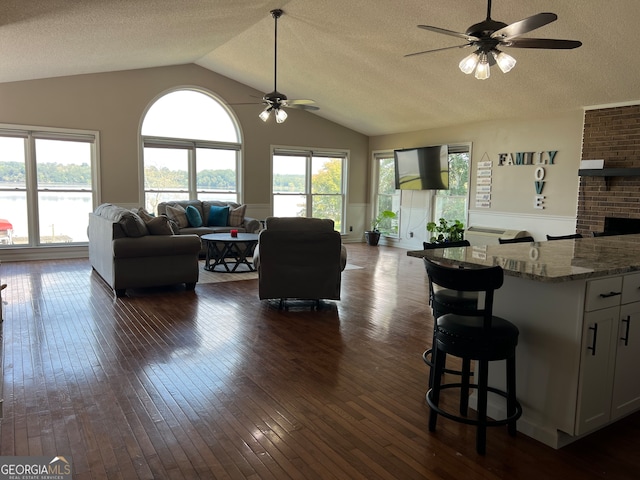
xmin=575 ymin=307 xmax=617 ymax=435
xmin=611 ymin=302 xmax=640 ymax=420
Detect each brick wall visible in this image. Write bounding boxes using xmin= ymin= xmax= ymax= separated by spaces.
xmin=576 ymin=104 xmax=640 ymax=234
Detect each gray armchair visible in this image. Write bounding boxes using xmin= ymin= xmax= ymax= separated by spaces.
xmin=254 ymin=217 xmax=347 ymax=306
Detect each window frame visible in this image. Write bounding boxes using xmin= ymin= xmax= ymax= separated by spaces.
xmin=138 ymin=88 xmax=244 ymax=210
xmin=432 ymin=143 xmax=471 ymax=227
xmin=271 ymin=146 xmax=348 ymax=233
xmin=0 ymin=124 xmax=100 ymax=250
xmin=372 ymin=151 xmax=401 ymax=238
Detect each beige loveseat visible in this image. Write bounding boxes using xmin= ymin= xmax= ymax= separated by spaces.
xmin=88 ymin=204 xmax=201 ymax=297
xmin=157 ymin=200 xmax=261 ymax=256
xmin=254 ymin=217 xmax=347 ymax=306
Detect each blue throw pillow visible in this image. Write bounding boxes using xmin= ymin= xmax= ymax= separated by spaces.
xmin=185 ymin=205 xmax=203 ymax=227
xmin=208 ymin=205 xmax=230 ymax=226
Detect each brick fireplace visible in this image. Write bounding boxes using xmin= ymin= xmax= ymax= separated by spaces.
xmin=576 ymin=104 xmax=640 ymax=235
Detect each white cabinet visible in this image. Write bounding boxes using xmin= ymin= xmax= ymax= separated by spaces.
xmin=576 ymin=273 xmax=640 ymax=435
xmin=576 ymin=306 xmax=617 ymax=434
xmin=612 ymin=301 xmax=640 ymax=419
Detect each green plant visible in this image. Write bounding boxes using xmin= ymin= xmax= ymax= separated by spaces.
xmin=426 ymin=217 xmax=465 ymax=243
xmin=371 ymin=210 xmax=397 ymax=232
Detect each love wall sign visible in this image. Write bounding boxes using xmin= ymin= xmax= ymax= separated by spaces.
xmin=497 ymin=151 xmax=558 ymax=209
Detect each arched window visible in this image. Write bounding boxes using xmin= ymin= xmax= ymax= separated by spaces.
xmin=140 ymin=89 xmax=242 ymax=213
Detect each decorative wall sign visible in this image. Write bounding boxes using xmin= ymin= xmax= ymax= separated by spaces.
xmin=497 ymin=149 xmax=558 ymax=210
xmin=475 ymin=152 xmax=492 ymax=208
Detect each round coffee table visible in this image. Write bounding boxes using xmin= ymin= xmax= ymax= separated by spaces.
xmin=201 ymin=233 xmax=259 ymax=272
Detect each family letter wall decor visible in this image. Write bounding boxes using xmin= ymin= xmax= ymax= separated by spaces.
xmin=497 ymin=150 xmax=558 ymax=210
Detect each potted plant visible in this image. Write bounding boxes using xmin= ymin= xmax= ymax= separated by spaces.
xmin=365 ymin=210 xmax=397 ymax=246
xmin=426 ymin=218 xmax=465 ymax=244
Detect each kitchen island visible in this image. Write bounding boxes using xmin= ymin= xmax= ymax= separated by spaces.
xmin=409 ymin=234 xmax=640 ymax=448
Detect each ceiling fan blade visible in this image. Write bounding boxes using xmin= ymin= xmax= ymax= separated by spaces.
xmin=286 ymin=104 xmax=320 ymax=111
xmin=506 ymin=38 xmax=582 ymax=49
xmin=405 ymin=43 xmax=472 ymax=58
xmin=492 ymin=12 xmax=557 ymax=40
xmin=285 ymin=99 xmax=316 ymax=106
xmin=418 ymin=25 xmax=478 ymax=42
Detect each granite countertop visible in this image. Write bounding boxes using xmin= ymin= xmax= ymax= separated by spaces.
xmin=407 ymin=234 xmax=640 ymax=283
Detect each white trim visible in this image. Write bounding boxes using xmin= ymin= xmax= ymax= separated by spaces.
xmin=0 ymin=246 xmax=88 ymax=262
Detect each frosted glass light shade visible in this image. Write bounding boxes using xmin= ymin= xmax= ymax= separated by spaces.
xmin=493 ymin=50 xmax=517 ymax=73
xmin=275 ymin=108 xmax=288 ymax=123
xmin=474 ymin=53 xmax=490 ymax=80
xmin=259 ymin=108 xmax=271 ymax=122
xmin=459 ymin=52 xmax=480 ymax=74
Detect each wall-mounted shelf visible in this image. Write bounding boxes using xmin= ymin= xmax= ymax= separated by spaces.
xmin=578 ymin=168 xmax=640 ymax=190
xmin=579 ymin=168 xmax=640 ymax=177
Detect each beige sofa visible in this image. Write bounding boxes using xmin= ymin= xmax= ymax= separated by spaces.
xmin=88 ymin=204 xmax=201 ymax=297
xmin=157 ymin=200 xmax=261 ymax=256
xmin=254 ymin=217 xmax=347 ymax=307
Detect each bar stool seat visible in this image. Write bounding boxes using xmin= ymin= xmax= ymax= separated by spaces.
xmin=423 ymin=257 xmax=522 ymax=455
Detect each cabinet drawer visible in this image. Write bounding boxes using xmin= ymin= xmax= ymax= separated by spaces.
xmin=622 ymin=273 xmax=640 ymax=304
xmin=585 ymin=277 xmax=623 ymax=311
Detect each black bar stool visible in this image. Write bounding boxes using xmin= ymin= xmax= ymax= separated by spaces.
xmin=421 ymin=241 xmax=476 ymax=385
xmin=423 ymin=257 xmax=522 ymax=455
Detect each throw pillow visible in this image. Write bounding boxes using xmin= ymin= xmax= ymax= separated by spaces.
xmin=134 ymin=207 xmax=154 ymax=223
xmin=117 ymin=211 xmax=148 ymax=237
xmin=145 ymin=215 xmax=174 ymax=235
xmin=228 ymin=204 xmax=246 ymax=227
xmin=208 ymin=205 xmax=230 ymax=227
xmin=165 ymin=204 xmax=189 ymax=229
xmin=185 ymin=205 xmax=203 ymax=227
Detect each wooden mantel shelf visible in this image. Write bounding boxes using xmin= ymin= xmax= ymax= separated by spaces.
xmin=579 ymin=168 xmax=640 ymax=177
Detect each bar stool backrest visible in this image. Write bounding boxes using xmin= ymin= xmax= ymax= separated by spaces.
xmin=423 ymin=257 xmax=503 ymax=329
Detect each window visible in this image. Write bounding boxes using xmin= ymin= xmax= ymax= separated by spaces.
xmin=141 ymin=89 xmax=242 ymax=213
xmin=272 ymin=148 xmax=347 ymax=232
xmin=0 ymin=127 xmax=98 ymax=247
xmin=373 ymin=152 xmax=400 ymax=236
xmin=433 ymin=145 xmax=470 ymax=225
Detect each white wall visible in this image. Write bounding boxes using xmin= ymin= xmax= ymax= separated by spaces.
xmin=369 ymin=110 xmax=584 ymax=248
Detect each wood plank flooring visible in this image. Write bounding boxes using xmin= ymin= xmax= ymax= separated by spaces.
xmin=0 ymin=244 xmax=638 ymax=479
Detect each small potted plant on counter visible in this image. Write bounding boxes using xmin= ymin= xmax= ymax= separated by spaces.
xmin=426 ymin=217 xmax=465 ymax=244
xmin=365 ymin=210 xmax=397 ymax=246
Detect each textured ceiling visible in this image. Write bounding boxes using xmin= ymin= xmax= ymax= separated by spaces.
xmin=0 ymin=0 xmax=637 ymax=136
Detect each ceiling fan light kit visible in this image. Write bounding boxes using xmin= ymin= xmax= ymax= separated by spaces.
xmin=259 ymin=9 xmax=317 ymax=124
xmin=407 ymin=0 xmax=581 ymax=80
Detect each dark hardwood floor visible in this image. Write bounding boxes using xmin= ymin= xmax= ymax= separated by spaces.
xmin=0 ymin=244 xmax=638 ymax=479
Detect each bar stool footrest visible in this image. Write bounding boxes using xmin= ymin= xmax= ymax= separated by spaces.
xmin=423 ymin=349 xmax=475 ymax=378
xmin=426 ymin=383 xmax=522 ymax=427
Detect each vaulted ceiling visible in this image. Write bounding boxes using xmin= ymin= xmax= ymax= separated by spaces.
xmin=0 ymin=1 xmax=636 ymax=136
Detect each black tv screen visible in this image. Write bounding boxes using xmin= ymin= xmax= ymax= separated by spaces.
xmin=393 ymin=145 xmax=449 ymax=190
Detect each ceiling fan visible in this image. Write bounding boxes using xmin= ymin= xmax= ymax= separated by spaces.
xmin=258 ymin=9 xmax=318 ymax=123
xmin=405 ymin=0 xmax=582 ymax=79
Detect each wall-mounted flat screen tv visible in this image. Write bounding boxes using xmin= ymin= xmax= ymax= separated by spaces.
xmin=393 ymin=145 xmax=449 ymax=190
